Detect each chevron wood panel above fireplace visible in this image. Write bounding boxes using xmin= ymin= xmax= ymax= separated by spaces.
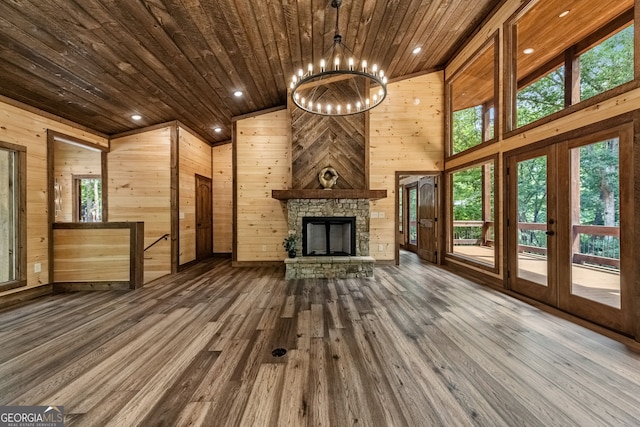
xmin=291 ymin=106 xmax=366 ymax=190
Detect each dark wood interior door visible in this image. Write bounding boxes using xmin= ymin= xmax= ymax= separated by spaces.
xmin=418 ymin=176 xmax=438 ymax=263
xmin=196 ymin=174 xmax=213 ymax=261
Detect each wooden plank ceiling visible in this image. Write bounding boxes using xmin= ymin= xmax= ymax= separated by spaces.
xmin=0 ymin=0 xmax=500 ymax=144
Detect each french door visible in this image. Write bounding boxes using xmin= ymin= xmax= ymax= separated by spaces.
xmin=507 ymin=126 xmax=633 ymax=334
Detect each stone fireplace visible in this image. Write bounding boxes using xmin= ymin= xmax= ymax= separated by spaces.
xmin=283 ymin=198 xmax=373 ymax=279
xmin=287 ymin=198 xmax=369 ymax=255
xmin=272 ymin=189 xmax=386 ymax=279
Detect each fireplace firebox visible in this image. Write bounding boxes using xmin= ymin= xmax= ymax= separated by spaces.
xmin=302 ymin=216 xmax=356 ymax=256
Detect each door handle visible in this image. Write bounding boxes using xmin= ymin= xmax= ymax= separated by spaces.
xmin=545 ymin=230 xmax=554 ymax=236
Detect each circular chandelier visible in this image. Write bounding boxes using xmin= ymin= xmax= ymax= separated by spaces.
xmin=289 ymin=0 xmax=388 ymax=116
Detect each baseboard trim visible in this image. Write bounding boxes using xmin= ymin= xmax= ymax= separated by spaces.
xmin=52 ymin=282 xmax=131 ymax=292
xmin=232 ymin=261 xmax=284 ymax=268
xmin=0 ymin=285 xmax=53 ymax=309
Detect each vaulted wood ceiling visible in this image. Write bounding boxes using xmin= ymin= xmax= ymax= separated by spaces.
xmin=0 ymin=0 xmax=500 ymax=144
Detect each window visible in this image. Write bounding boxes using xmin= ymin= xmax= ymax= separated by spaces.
xmin=511 ymin=0 xmax=633 ymax=130
xmin=580 ymin=24 xmax=634 ymax=102
xmin=447 ymin=158 xmax=497 ymax=270
xmin=517 ymin=66 xmax=564 ymax=127
xmin=449 ymin=36 xmax=498 ymax=155
xmin=0 ymin=142 xmax=25 ymax=290
xmin=74 ymin=176 xmax=102 ymax=222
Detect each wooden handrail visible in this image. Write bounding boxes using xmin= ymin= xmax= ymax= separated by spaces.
xmin=145 ymin=233 xmax=169 ymax=251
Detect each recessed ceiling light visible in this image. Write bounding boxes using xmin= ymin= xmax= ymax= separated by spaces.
xmin=523 ymin=48 xmax=534 ymax=55
xmin=233 ymin=90 xmax=243 ymax=97
xmin=559 ymin=10 xmax=570 ymax=18
xmin=214 ymin=127 xmax=222 ymax=133
xmin=131 ymin=114 xmax=142 ymax=121
xmin=412 ymin=47 xmax=422 ymax=55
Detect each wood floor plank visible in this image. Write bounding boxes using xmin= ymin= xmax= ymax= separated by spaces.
xmin=1 ymin=254 xmax=639 ymax=426
xmin=104 ymin=321 xmax=220 ymax=426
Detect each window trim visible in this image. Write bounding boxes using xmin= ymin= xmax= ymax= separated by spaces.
xmin=0 ymin=141 xmax=26 ymax=292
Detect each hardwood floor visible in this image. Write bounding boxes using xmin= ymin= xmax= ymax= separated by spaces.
xmin=1 ymin=252 xmax=640 ymax=426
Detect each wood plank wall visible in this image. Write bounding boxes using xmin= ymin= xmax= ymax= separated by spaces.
xmin=291 ymin=107 xmax=365 ymax=189
xmin=0 ymin=98 xmax=108 ymax=300
xmin=53 ymin=141 xmax=102 ymax=222
xmin=369 ymin=73 xmax=445 ymax=261
xmin=212 ymin=143 xmax=233 ymax=253
xmin=178 ymin=126 xmax=212 ymax=265
xmin=53 ymin=228 xmax=130 ymax=281
xmin=108 ymin=127 xmax=172 ymax=283
xmin=235 ymin=110 xmax=290 ymax=262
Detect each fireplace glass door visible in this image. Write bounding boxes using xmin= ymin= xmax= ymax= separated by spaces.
xmin=303 ymin=217 xmax=356 ymax=256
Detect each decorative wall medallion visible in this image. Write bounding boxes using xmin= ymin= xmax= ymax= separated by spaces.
xmin=319 ymin=166 xmax=339 ymax=189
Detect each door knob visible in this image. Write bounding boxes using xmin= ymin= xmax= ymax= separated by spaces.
xmin=545 ymin=230 xmax=554 ymax=236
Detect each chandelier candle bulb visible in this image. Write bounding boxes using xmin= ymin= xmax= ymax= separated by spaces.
xmin=327 ymin=105 xmax=332 ymax=114
xmin=298 ymin=69 xmax=303 ymax=78
xmin=337 ymin=105 xmax=341 ymax=113
xmin=347 ymin=104 xmax=351 ymax=112
xmin=320 ymin=59 xmax=325 ymax=72
xmin=349 ymin=57 xmax=354 ymax=70
xmin=362 ymin=60 xmax=367 ymax=72
xmin=308 ymin=63 xmax=313 ymax=74
xmin=372 ymin=64 xmax=378 ymax=75
xmin=365 ymin=98 xmax=370 ymax=107
xmin=334 ymin=57 xmax=340 ymax=69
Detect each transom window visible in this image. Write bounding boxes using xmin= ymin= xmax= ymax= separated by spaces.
xmin=511 ymin=0 xmax=634 ymax=129
xmin=448 ymin=36 xmax=498 ymax=156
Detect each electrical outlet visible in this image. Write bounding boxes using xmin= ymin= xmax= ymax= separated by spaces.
xmin=379 ymin=211 xmax=385 ymax=218
xmin=179 ymin=211 xmax=185 ymax=219
xmin=262 ymin=245 xmax=267 ymax=252
xmin=34 ymin=263 xmax=41 ymax=273
xmin=371 ymin=211 xmax=379 ymax=218
xmin=378 ymin=244 xmax=384 ymax=252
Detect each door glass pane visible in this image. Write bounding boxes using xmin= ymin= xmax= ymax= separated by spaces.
xmin=0 ymin=149 xmax=16 ymax=282
xmin=570 ymin=139 xmax=620 ymax=308
xmin=408 ymin=187 xmax=417 ymax=245
xmin=398 ymin=186 xmax=403 ymax=232
xmin=516 ymin=156 xmax=548 ymax=286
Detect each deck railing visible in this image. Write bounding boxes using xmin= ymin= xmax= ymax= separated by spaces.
xmin=453 ymin=221 xmax=620 ymax=269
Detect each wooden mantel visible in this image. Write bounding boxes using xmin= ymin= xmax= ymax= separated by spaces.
xmin=272 ymin=189 xmax=387 ymax=200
